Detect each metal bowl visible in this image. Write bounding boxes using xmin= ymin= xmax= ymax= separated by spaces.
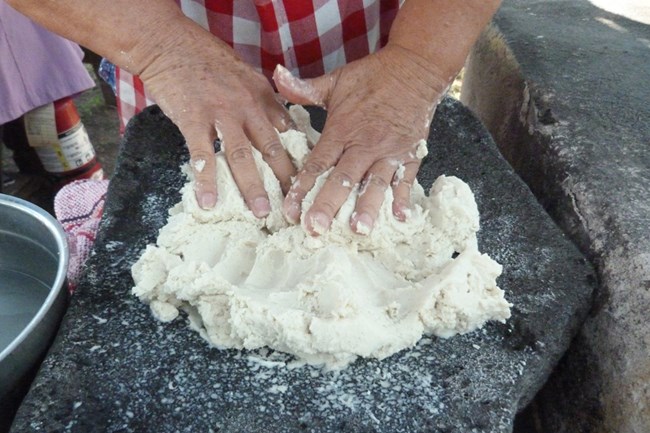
xmin=0 ymin=194 xmax=69 ymax=418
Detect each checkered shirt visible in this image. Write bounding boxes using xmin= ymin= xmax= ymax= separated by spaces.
xmin=116 ymin=0 xmax=400 ymax=132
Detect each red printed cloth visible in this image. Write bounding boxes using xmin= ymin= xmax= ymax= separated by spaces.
xmin=116 ymin=0 xmax=400 ymax=131
xmin=54 ymin=179 xmax=110 ymax=292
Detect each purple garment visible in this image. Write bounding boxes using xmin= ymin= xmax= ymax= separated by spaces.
xmin=0 ymin=1 xmax=95 ymax=124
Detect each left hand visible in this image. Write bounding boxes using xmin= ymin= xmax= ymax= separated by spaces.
xmin=274 ymin=45 xmax=450 ymax=235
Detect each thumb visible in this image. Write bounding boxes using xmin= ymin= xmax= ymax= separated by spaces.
xmin=273 ymin=64 xmax=333 ymax=108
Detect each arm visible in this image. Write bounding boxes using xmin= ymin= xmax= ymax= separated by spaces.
xmin=5 ymin=0 xmax=181 ymax=80
xmin=389 ymin=0 xmax=502 ymax=88
xmin=276 ymin=0 xmax=501 ymax=235
xmin=7 ymin=0 xmax=295 ymax=215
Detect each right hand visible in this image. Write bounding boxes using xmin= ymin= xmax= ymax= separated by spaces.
xmin=136 ymin=17 xmax=295 ymax=215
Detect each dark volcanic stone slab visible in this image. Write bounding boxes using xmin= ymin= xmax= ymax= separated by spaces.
xmin=11 ymin=99 xmax=594 ymax=433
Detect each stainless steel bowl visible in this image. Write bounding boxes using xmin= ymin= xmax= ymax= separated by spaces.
xmin=0 ymin=194 xmax=69 ymax=415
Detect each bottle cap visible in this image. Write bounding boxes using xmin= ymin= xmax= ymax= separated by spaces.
xmin=53 ymin=97 xmax=81 ymax=134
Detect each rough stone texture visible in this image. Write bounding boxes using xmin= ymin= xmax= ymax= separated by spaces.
xmin=462 ymin=1 xmax=650 ymax=432
xmin=10 ymin=101 xmax=594 ymax=433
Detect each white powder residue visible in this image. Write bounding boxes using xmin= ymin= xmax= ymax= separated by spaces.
xmin=274 ymin=65 xmax=324 ymax=107
xmin=414 ymin=139 xmax=428 ymax=160
xmin=394 ymin=164 xmax=406 ymax=184
xmin=288 ymin=105 xmax=321 ymax=148
xmin=192 ymin=159 xmax=206 ymax=173
xmin=132 ymin=106 xmax=511 ymax=369
xmin=355 ymin=220 xmax=372 ymax=236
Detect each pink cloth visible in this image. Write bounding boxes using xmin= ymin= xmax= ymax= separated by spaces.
xmin=0 ymin=2 xmax=95 ymax=124
xmin=54 ymin=179 xmax=109 ymax=292
xmin=116 ymin=0 xmax=400 ymax=131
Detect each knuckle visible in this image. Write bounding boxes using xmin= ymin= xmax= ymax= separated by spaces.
xmin=287 ymin=179 xmax=313 ymax=199
xmin=228 ymin=146 xmax=254 ymax=164
xmin=395 ymin=177 xmax=414 ymax=188
xmin=280 ymin=112 xmax=296 ymax=128
xmin=301 ymin=160 xmax=329 ymax=176
xmin=189 ymin=148 xmax=216 ymax=161
xmin=287 ymin=180 xmax=309 ymax=200
xmin=182 ymin=136 xmax=217 ymax=155
xmin=260 ymin=141 xmax=285 ymax=161
xmin=328 ymin=171 xmax=355 ymax=189
xmin=286 ymin=187 xmax=306 ymax=203
xmin=177 ymin=117 xmax=208 ymax=132
xmin=367 ymin=174 xmax=389 ymax=190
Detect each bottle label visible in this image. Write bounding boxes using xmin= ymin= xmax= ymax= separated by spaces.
xmin=25 ymin=102 xmax=96 ymax=174
xmin=33 ymin=124 xmax=96 ymax=173
xmin=24 ymin=103 xmax=59 ymax=147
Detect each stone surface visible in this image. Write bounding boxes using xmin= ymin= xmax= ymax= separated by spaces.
xmin=10 ymin=100 xmax=594 ymax=433
xmin=462 ymin=1 xmax=650 ymax=432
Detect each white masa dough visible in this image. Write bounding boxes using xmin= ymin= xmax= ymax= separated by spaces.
xmin=132 ymin=106 xmax=512 ymax=369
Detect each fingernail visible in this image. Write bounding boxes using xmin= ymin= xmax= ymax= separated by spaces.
xmin=284 ymin=201 xmax=301 ymax=223
xmin=252 ymin=197 xmax=271 ymax=218
xmin=199 ymin=192 xmax=217 ymax=209
xmin=393 ymin=203 xmax=411 ymax=222
xmin=353 ymin=212 xmax=374 ymax=235
xmin=308 ymin=211 xmax=331 ymax=235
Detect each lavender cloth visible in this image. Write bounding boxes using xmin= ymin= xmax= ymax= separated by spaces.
xmin=0 ymin=1 xmax=95 ymax=124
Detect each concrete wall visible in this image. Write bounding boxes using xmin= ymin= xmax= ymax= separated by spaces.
xmin=461 ymin=15 xmax=650 ymax=433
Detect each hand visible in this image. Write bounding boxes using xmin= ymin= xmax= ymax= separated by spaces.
xmin=137 ymin=18 xmax=295 ymax=215
xmin=274 ymin=45 xmax=449 ymax=235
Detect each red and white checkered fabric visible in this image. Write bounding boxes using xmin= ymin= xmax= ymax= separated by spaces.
xmin=116 ymin=0 xmax=400 ymax=132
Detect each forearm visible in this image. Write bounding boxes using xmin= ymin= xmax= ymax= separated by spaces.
xmin=388 ymin=0 xmax=501 ymax=86
xmin=6 ymin=0 xmax=194 ymax=76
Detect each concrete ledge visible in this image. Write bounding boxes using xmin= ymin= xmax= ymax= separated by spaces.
xmin=461 ymin=1 xmax=650 ymax=432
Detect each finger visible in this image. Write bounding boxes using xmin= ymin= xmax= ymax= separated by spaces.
xmin=304 ymin=150 xmax=370 ymax=235
xmin=273 ymin=64 xmax=334 ymax=108
xmin=391 ymin=160 xmax=421 ymax=221
xmin=220 ymin=122 xmax=270 ymax=218
xmin=266 ymin=93 xmax=295 ymax=132
xmin=350 ymin=161 xmax=395 ymax=235
xmin=282 ymin=133 xmax=343 ymax=224
xmin=179 ymin=119 xmax=219 ymax=209
xmin=245 ymin=115 xmax=296 ymax=194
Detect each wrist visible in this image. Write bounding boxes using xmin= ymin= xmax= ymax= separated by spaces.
xmin=375 ymin=43 xmax=453 ymax=103
xmin=384 ymin=0 xmax=502 ymax=100
xmin=126 ymin=12 xmax=199 ymax=78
